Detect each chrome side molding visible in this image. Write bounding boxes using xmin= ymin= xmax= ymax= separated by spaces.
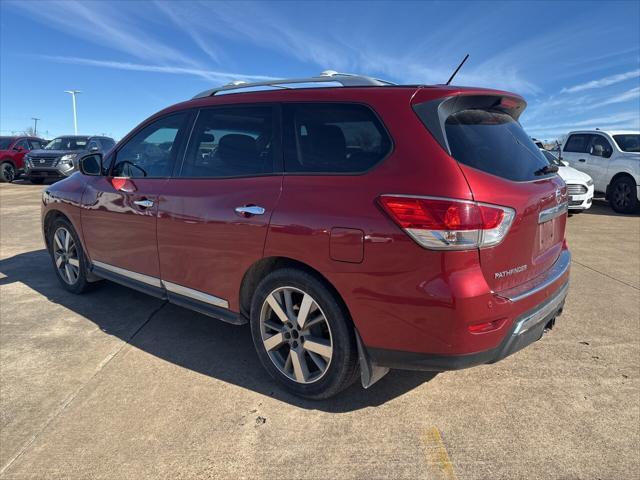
xmin=163 ymin=280 xmax=229 ymax=309
xmin=93 ymin=260 xmax=162 ymax=288
xmin=91 ymin=261 xmax=229 ymax=309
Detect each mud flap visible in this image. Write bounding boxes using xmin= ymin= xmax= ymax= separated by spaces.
xmin=355 ymin=331 xmax=390 ymax=389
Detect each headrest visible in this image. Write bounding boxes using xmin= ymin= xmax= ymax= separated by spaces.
xmin=302 ymin=125 xmax=346 ymax=167
xmin=218 ymin=134 xmax=257 ymax=164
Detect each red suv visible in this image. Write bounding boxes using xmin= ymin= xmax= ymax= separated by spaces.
xmin=41 ymin=73 xmax=570 ymax=399
xmin=0 ymin=136 xmax=46 ymax=182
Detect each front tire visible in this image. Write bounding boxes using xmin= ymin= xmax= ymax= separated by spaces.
xmin=610 ymin=176 xmax=639 ymax=213
xmin=48 ymin=218 xmax=91 ymax=294
xmin=0 ymin=162 xmax=16 ymax=183
xmin=250 ymin=268 xmax=359 ymax=399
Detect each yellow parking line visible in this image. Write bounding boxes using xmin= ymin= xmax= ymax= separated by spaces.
xmin=424 ymin=426 xmax=458 ymax=480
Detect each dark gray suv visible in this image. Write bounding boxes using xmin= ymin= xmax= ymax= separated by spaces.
xmin=24 ymin=135 xmax=115 ymax=184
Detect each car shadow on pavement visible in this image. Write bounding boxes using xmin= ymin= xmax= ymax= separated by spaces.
xmin=0 ymin=249 xmax=436 ymax=412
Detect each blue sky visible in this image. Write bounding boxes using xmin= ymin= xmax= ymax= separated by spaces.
xmin=1 ymin=0 xmax=639 ymax=142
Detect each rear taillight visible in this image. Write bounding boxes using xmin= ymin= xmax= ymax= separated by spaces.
xmin=378 ymin=195 xmax=515 ymax=250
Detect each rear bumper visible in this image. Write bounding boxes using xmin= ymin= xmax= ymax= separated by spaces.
xmin=369 ymin=280 xmax=568 ymax=371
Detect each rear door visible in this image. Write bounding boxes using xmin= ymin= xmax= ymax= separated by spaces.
xmin=586 ymin=134 xmax=614 ymax=191
xmin=157 ymin=105 xmax=282 ymax=312
xmin=442 ymin=107 xmax=567 ymax=292
xmin=562 ymin=134 xmax=593 ymax=173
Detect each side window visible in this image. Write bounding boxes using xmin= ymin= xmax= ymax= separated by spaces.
xmin=113 ymin=113 xmax=188 ymax=178
xmin=589 ymin=135 xmax=613 ymax=158
xmin=179 ymin=106 xmax=274 ymax=178
xmin=29 ymin=140 xmax=43 ymax=149
xmin=563 ymin=134 xmax=591 ymax=153
xmin=14 ymin=139 xmax=30 ymax=150
xmin=284 ymin=103 xmax=391 ymax=173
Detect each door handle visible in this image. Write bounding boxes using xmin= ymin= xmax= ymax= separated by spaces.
xmin=133 ymin=199 xmax=154 ymax=208
xmin=235 ymin=205 xmax=265 ymax=217
xmin=578 ymin=158 xmax=586 ymax=162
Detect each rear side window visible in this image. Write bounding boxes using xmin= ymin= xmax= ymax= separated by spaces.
xmin=283 ymin=103 xmax=391 ymax=173
xmin=613 ymin=134 xmax=640 ymax=152
xmin=445 ymin=110 xmax=551 ymax=182
xmin=179 ymin=106 xmax=274 ymax=178
xmin=563 ymin=134 xmax=591 ymax=153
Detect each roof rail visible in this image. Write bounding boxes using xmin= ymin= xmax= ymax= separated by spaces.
xmin=191 ymin=71 xmax=395 ymax=99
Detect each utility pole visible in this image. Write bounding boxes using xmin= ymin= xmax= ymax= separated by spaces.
xmin=64 ymin=90 xmax=81 ymax=135
xmin=31 ymin=117 xmax=40 ymax=136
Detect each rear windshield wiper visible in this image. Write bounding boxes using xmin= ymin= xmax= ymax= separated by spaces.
xmin=534 ymin=164 xmax=559 ymax=176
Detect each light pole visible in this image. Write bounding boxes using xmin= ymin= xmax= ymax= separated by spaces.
xmin=64 ymin=90 xmax=81 ymax=135
xmin=31 ymin=117 xmax=40 ymax=136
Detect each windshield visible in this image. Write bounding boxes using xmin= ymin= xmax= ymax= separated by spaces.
xmin=45 ymin=137 xmax=89 ymax=150
xmin=0 ymin=138 xmax=15 ymax=150
xmin=541 ymin=149 xmax=562 ymax=166
xmin=444 ymin=109 xmax=552 ymax=181
xmin=613 ymin=134 xmax=640 ymax=153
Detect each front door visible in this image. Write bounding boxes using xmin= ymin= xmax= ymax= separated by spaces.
xmin=157 ymin=105 xmax=282 ymax=313
xmin=81 ymin=112 xmax=191 ymax=287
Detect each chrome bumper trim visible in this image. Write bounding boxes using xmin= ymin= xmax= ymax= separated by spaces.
xmin=497 ymin=250 xmax=571 ymax=302
xmin=513 ymin=281 xmax=568 ymax=335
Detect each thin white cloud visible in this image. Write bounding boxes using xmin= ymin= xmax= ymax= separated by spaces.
xmin=525 ymin=111 xmax=640 ymax=133
xmin=8 ymin=0 xmax=204 ymax=69
xmin=561 ymin=69 xmax=640 ymax=93
xmin=41 ymin=55 xmax=278 ymax=83
xmin=591 ymin=87 xmax=640 ymax=108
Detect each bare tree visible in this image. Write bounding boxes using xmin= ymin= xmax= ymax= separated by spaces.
xmin=23 ymin=126 xmax=36 ymax=136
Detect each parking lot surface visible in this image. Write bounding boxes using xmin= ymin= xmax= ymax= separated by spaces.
xmin=1 ymin=181 xmax=638 ymax=479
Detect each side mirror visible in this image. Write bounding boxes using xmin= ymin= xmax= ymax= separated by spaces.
xmin=591 ymin=144 xmax=604 ymax=157
xmin=79 ymin=153 xmax=103 ymax=176
xmin=13 ymin=146 xmax=24 ymax=152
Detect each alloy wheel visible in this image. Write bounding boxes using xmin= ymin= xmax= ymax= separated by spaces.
xmin=1 ymin=163 xmax=15 ymax=182
xmin=53 ymin=227 xmax=80 ymax=285
xmin=613 ymin=182 xmax=631 ymax=209
xmin=259 ymin=286 xmax=333 ymax=384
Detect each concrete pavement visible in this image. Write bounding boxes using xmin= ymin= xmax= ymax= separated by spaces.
xmin=1 ymin=181 xmax=638 ymax=479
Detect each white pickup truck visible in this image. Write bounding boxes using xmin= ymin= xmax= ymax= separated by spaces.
xmin=560 ymin=130 xmax=639 ymax=213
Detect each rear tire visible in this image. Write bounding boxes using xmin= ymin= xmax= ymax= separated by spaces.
xmin=610 ymin=176 xmax=639 ymax=214
xmin=250 ymin=268 xmax=359 ymax=399
xmin=0 ymin=162 xmax=15 ymax=183
xmin=29 ymin=177 xmax=45 ymax=185
xmin=47 ymin=217 xmax=91 ymax=294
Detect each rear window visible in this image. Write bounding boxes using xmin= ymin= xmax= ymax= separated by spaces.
xmin=283 ymin=103 xmax=391 ymax=173
xmin=445 ymin=110 xmax=551 ymax=181
xmin=613 ymin=134 xmax=640 ymax=152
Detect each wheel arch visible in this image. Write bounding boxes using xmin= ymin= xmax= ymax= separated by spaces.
xmin=606 ymin=171 xmax=637 ymax=199
xmin=239 ymin=256 xmax=354 ymax=327
xmin=42 ymin=209 xmax=86 ymax=254
xmin=0 ymin=157 xmax=16 ymax=168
